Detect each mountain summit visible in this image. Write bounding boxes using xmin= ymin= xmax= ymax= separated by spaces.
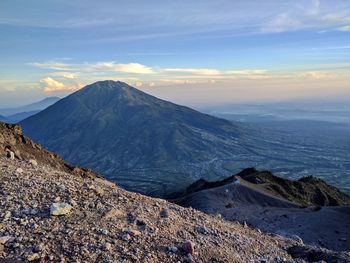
xmin=21 ymin=80 xmax=254 ymax=196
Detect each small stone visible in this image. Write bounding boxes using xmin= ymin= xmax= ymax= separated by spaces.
xmin=50 ymin=203 xmax=72 ymax=216
xmin=339 ymin=237 xmax=347 ymax=242
xmin=100 ymin=229 xmax=109 ymax=235
xmin=28 ymin=159 xmax=38 ymax=166
xmin=95 ymin=186 xmax=105 ymax=196
xmin=127 ymin=229 xmax=141 ymax=237
xmin=182 ymin=240 xmax=195 ymax=255
xmin=4 ymin=211 xmax=11 ymax=221
xmin=104 ymin=242 xmax=112 ymax=251
xmin=104 ymin=208 xmax=123 ymax=219
xmin=30 ymin=209 xmax=38 ymax=215
xmin=54 ymin=196 xmax=61 ymax=202
xmin=69 ymin=199 xmax=78 ymax=206
xmin=7 ymin=151 xmax=15 ymax=160
xmin=27 ymin=253 xmax=40 ymax=261
xmin=168 ymin=246 xmax=178 ymax=253
xmin=160 ymin=209 xmax=169 ymax=218
xmin=0 ymin=244 xmax=4 ymax=252
xmin=290 ymin=235 xmax=303 ymax=244
xmin=184 ymin=254 xmax=195 ymax=263
xmin=0 ymin=236 xmax=13 ymax=245
xmin=136 ymin=219 xmax=146 ymax=226
xmin=15 ymin=167 xmax=23 ymax=174
xmin=122 ymin=233 xmax=131 ymax=241
xmin=33 ymin=244 xmax=44 ymax=252
xmin=195 ymin=225 xmax=209 ymax=235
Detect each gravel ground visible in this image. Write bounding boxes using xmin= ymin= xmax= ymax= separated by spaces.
xmin=0 ymin=157 xmax=299 ymax=263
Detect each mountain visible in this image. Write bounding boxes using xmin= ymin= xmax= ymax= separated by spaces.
xmin=20 ymin=80 xmax=257 ymax=196
xmin=0 ymin=96 xmax=60 ymax=117
xmin=0 ymin=114 xmax=9 ymax=122
xmin=175 ymin=168 xmax=350 ymax=252
xmin=6 ymin=110 xmax=41 ymax=123
xmin=0 ymin=121 xmax=307 ymax=263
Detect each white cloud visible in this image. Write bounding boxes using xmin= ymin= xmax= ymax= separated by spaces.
xmin=338 ymin=25 xmax=350 ymax=32
xmin=49 ymin=72 xmax=79 ymax=79
xmin=32 ymin=61 xmax=155 ymax=74
xmin=298 ymin=71 xmax=334 ymax=79
xmin=163 ymin=68 xmax=221 ymax=76
xmin=89 ymin=62 xmax=155 ymax=74
xmin=226 ymin=70 xmax=268 ymax=75
xmin=30 ymin=62 xmax=72 ymax=71
xmin=263 ymin=13 xmax=303 ymax=33
xmin=41 ymin=77 xmax=83 ymax=93
xmin=308 ymin=0 xmax=321 ymax=15
xmin=31 ymin=60 xmax=269 ymax=80
xmin=134 ymin=81 xmax=143 ymax=87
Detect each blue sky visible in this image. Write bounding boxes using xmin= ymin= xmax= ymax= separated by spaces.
xmin=0 ymin=0 xmax=349 ymax=107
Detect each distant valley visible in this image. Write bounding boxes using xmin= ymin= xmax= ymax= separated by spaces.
xmin=202 ymin=104 xmax=350 ymax=194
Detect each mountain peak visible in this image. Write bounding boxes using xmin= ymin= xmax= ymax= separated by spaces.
xmin=21 ymin=80 xmax=240 ymax=196
xmin=77 ymin=80 xmax=144 ymax=101
xmin=85 ymin=80 xmax=134 ymax=91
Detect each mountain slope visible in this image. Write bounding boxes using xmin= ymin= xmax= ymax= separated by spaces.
xmin=175 ymin=169 xmax=350 ymax=252
xmin=0 ymin=96 xmax=60 ymax=116
xmin=0 ymin=122 xmax=300 ymax=263
xmin=6 ymin=110 xmax=41 ymax=123
xmin=0 ymin=115 xmax=8 ymax=122
xmin=20 ymin=80 xmax=255 ymax=196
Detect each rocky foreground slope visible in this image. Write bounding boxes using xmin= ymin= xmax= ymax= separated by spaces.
xmin=0 ymin=157 xmax=298 ymax=263
xmin=0 ymin=122 xmax=302 ymax=262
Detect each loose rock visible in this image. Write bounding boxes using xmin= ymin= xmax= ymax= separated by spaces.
xmin=182 ymin=240 xmax=195 ymax=255
xmin=28 ymin=159 xmax=38 ymax=166
xmin=50 ymin=202 xmax=72 ymax=216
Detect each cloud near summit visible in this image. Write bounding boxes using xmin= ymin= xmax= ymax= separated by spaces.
xmin=41 ymin=77 xmax=83 ymax=94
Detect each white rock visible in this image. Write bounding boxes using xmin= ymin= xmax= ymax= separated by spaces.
xmin=8 ymin=151 xmax=15 ymax=160
xmin=15 ymin=168 xmax=23 ymax=174
xmin=50 ymin=203 xmax=72 ymax=216
xmin=0 ymin=236 xmax=13 ymax=245
xmin=28 ymin=159 xmax=38 ymax=166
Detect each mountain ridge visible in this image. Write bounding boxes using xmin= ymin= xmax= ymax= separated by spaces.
xmin=0 ymin=96 xmax=60 ymax=122
xmin=175 ymin=168 xmax=350 ymax=252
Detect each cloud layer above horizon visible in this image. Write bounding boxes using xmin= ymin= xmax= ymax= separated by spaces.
xmin=0 ymin=0 xmax=349 ymax=106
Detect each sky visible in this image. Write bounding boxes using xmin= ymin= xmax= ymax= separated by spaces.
xmin=0 ymin=0 xmax=350 ymax=107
